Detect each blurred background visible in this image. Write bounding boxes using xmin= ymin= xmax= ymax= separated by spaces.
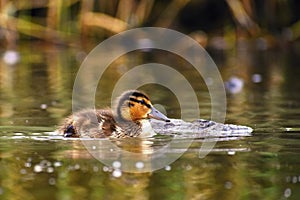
xmin=1 ymin=1 xmax=300 ymax=199
xmin=1 ymin=0 xmax=300 ymax=126
xmin=1 ymin=0 xmax=300 ymax=48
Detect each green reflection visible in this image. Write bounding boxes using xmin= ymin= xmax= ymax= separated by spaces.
xmin=0 ymin=42 xmax=300 ymax=199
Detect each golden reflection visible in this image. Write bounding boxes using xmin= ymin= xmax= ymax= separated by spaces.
xmin=0 ymin=61 xmax=15 ymax=118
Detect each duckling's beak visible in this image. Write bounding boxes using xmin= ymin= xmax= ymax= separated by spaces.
xmin=148 ymin=107 xmax=170 ymax=122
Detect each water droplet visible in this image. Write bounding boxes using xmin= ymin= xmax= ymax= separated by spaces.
xmin=3 ymin=50 xmax=20 ymax=65
xmin=292 ymin=176 xmax=298 ymax=183
xmin=103 ymin=166 xmax=110 ymax=172
xmin=284 ymin=188 xmax=292 ymax=198
xmin=25 ymin=162 xmax=31 ymax=168
xmin=92 ymin=145 xmax=97 ymax=150
xmin=93 ymin=166 xmax=99 ymax=172
xmin=112 ymin=169 xmax=122 ymax=178
xmin=74 ymin=164 xmax=80 ymax=170
xmin=53 ymin=161 xmax=62 ymax=167
xmin=112 ymin=161 xmax=121 ymax=169
xmin=34 ymin=165 xmax=43 ymax=173
xmin=224 ymin=181 xmax=233 ymax=189
xmin=165 ymin=165 xmax=171 ymax=171
xmin=225 ymin=76 xmax=244 ymax=94
xmin=135 ymin=161 xmax=144 ymax=169
xmin=205 ymin=77 xmax=214 ymax=86
xmin=137 ymin=38 xmax=153 ymax=52
xmin=185 ymin=164 xmax=192 ymax=171
xmin=228 ymin=151 xmax=236 ymax=155
xmin=48 ymin=178 xmax=56 ymax=185
xmin=252 ymin=74 xmax=262 ymax=83
xmin=40 ymin=104 xmax=48 ymax=110
xmin=20 ymin=169 xmax=27 ymax=175
xmin=47 ymin=167 xmax=54 ymax=173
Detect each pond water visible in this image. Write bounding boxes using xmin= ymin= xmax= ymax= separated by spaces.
xmin=1 ymin=41 xmax=300 ymax=200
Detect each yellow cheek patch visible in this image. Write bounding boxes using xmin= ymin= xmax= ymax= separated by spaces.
xmin=130 ymin=104 xmax=151 ymax=120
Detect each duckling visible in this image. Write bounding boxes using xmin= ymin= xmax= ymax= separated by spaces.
xmin=58 ymin=90 xmax=170 ymax=138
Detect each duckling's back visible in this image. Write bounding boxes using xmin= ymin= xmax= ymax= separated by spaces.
xmin=58 ymin=109 xmax=116 ymax=138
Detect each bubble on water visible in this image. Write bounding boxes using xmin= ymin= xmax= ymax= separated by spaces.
xmin=292 ymin=176 xmax=298 ymax=183
xmin=165 ymin=165 xmax=171 ymax=171
xmin=252 ymin=74 xmax=262 ymax=83
xmin=184 ymin=164 xmax=192 ymax=171
xmin=51 ymin=100 xmax=58 ymax=106
xmin=135 ymin=161 xmax=144 ymax=169
xmin=40 ymin=104 xmax=48 ymax=110
xmin=286 ymin=127 xmax=292 ymax=131
xmin=228 ymin=150 xmax=236 ymax=156
xmin=112 ymin=169 xmax=122 ymax=178
xmin=20 ymin=169 xmax=27 ymax=175
xmin=40 ymin=160 xmax=52 ymax=167
xmin=48 ymin=178 xmax=56 ymax=185
xmin=224 ymin=181 xmax=233 ymax=189
xmin=137 ymin=38 xmax=153 ymax=52
xmin=3 ymin=50 xmax=20 ymax=65
xmin=53 ymin=161 xmax=62 ymax=167
xmin=205 ymin=77 xmax=214 ymax=86
xmin=93 ymin=166 xmax=99 ymax=172
xmin=112 ymin=161 xmax=121 ymax=169
xmin=225 ymin=76 xmax=244 ymax=94
xmin=74 ymin=164 xmax=80 ymax=170
xmin=286 ymin=176 xmax=291 ymax=183
xmin=103 ymin=166 xmax=110 ymax=172
xmin=47 ymin=167 xmax=54 ymax=173
xmin=34 ymin=164 xmax=43 ymax=173
xmin=24 ymin=162 xmax=32 ymax=168
xmin=284 ymin=188 xmax=292 ymax=198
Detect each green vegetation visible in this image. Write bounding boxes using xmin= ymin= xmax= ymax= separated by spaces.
xmin=1 ymin=0 xmax=300 ymax=48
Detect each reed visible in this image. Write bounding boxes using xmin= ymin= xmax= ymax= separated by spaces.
xmin=0 ymin=0 xmax=299 ymax=47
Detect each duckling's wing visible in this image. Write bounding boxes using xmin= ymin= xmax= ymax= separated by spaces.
xmin=58 ymin=109 xmax=117 ymax=138
xmin=95 ymin=109 xmax=116 ymax=137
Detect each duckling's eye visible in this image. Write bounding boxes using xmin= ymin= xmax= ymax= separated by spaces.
xmin=139 ymin=99 xmax=151 ymax=108
xmin=139 ymin=99 xmax=145 ymax=104
xmin=129 ymin=97 xmax=151 ymax=108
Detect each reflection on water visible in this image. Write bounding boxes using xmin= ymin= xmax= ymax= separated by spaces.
xmin=1 ymin=41 xmax=300 ymax=199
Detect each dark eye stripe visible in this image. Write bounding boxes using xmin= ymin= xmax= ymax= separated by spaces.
xmin=129 ymin=97 xmax=151 ymax=108
xmin=131 ymin=92 xmax=149 ymax=100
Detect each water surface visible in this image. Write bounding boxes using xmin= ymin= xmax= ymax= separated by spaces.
xmin=1 ymin=42 xmax=300 ymax=199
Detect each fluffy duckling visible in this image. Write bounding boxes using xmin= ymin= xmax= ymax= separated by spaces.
xmin=58 ymin=90 xmax=170 ymax=138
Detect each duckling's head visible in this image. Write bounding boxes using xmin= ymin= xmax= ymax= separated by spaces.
xmin=114 ymin=90 xmax=170 ymax=122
